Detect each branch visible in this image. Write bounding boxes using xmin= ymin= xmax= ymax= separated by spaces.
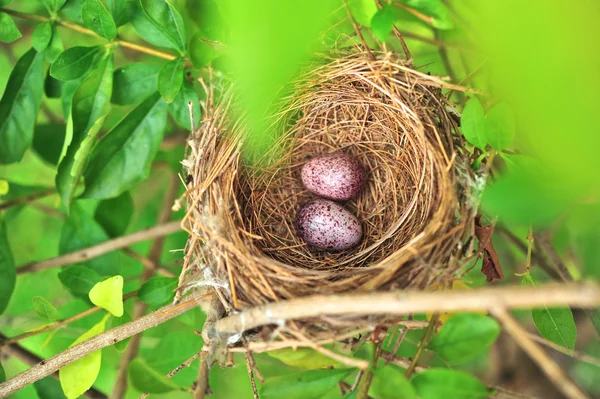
xmin=213 ymin=283 xmax=600 ymax=337
xmin=490 ymin=307 xmax=587 ymax=399
xmin=0 ymin=189 xmax=54 ymax=211
xmin=17 ymin=221 xmax=182 ymax=274
xmin=0 ymin=293 xmax=206 ymax=398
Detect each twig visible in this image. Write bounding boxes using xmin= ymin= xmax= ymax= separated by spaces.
xmin=0 ymin=293 xmax=205 ymax=398
xmin=121 ymin=248 xmax=175 ymax=278
xmin=111 ymin=176 xmax=180 ymax=399
xmin=214 ymin=283 xmax=600 ymax=336
xmin=404 ymin=315 xmax=437 ymax=378
xmin=0 ymin=335 xmax=106 ymax=399
xmin=526 ymin=333 xmax=600 ymax=368
xmin=0 ymin=189 xmax=54 ymax=211
xmin=490 ymin=307 xmax=588 ymax=399
xmin=1 ymin=292 xmax=137 ymax=347
xmin=138 ymin=351 xmax=203 ymax=399
xmin=357 ymin=339 xmax=384 ymax=399
xmin=243 ymin=350 xmax=259 ymax=399
xmin=17 ymin=221 xmax=182 ymax=274
xmin=194 ymin=296 xmax=224 ymax=399
xmin=374 ymin=0 xmax=412 ymax=61
xmin=525 ymin=226 xmax=534 ymax=273
xmin=533 ymin=231 xmax=571 ymax=281
xmin=342 ymin=0 xmax=374 ymax=60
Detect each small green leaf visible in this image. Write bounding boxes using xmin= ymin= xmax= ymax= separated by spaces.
xmin=0 ymin=48 xmax=45 ymax=164
xmin=32 ymin=296 xmax=59 ymax=321
xmin=56 ymin=55 xmax=113 ymax=207
xmin=34 ymin=377 xmax=68 ymax=399
xmin=128 ymin=357 xmax=180 ymax=394
xmin=46 ymin=23 xmax=63 ymax=63
xmin=427 ymin=313 xmax=500 ymax=363
xmin=58 ymin=265 xmax=103 ymax=299
xmin=82 ymin=0 xmax=117 ymax=40
xmin=399 ymin=0 xmax=453 ymax=30
xmin=60 ymin=0 xmax=86 ymax=23
xmin=0 ymin=12 xmax=21 ymax=43
xmin=266 ymin=347 xmax=341 ymax=370
xmin=111 ymin=63 xmax=161 ymax=105
xmin=89 ymin=275 xmax=124 ymax=316
xmin=168 ymin=79 xmax=200 ymax=129
xmin=158 ymin=57 xmax=184 ymax=104
xmin=0 ymin=219 xmax=16 ymax=314
xmin=59 ymin=315 xmax=108 ymax=399
xmin=485 ymin=102 xmax=516 ymax=151
xmin=59 ymin=203 xmax=120 ymax=276
xmin=106 ymin=0 xmax=136 ymax=27
xmin=32 ymin=21 xmax=52 ymax=51
xmin=36 ymin=0 xmax=68 ymax=13
xmin=138 ymin=276 xmax=178 ymax=307
xmin=109 ymin=311 xmax=132 ymax=352
xmin=261 ymin=369 xmax=352 ymax=399
xmin=411 ymin=369 xmax=491 ymax=399
xmin=523 ymin=273 xmax=577 ymax=349
xmin=132 ymin=0 xmax=187 ymax=54
xmin=82 ymin=93 xmax=167 ymax=199
xmin=370 ymin=5 xmax=396 ymax=42
xmin=348 ymin=0 xmax=378 ymax=27
xmin=0 ymin=180 xmax=7 ymax=195
xmin=94 ymin=191 xmax=134 ymax=237
xmin=461 ymin=97 xmax=487 ymax=150
xmin=189 ymin=34 xmax=217 ymax=69
xmin=32 ymin=124 xmax=66 ymax=166
xmin=50 ymin=46 xmax=102 ymax=81
xmin=372 ymin=366 xmax=417 ymax=399
xmin=45 ymin=73 xmax=63 ymax=98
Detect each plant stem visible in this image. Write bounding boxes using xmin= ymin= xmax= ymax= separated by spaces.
xmin=0 ymin=189 xmax=55 ymax=211
xmin=404 ymin=314 xmax=437 ymax=378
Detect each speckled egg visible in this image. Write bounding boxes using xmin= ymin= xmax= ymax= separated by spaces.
xmin=301 ymin=152 xmax=366 ymax=201
xmin=295 ymin=199 xmax=363 ymax=251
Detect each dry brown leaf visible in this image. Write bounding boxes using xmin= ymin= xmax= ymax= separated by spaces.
xmin=475 ymin=217 xmax=504 ymax=282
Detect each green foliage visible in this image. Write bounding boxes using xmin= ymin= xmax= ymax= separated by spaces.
xmin=188 ymin=35 xmax=218 ymax=69
xmin=260 ymin=369 xmax=353 ymax=399
xmin=59 ymin=314 xmax=108 ymax=399
xmin=0 ymin=49 xmax=45 ymax=164
xmin=371 ymin=5 xmax=397 ymax=42
xmin=94 ymin=191 xmax=134 ymax=237
xmin=348 ymin=0 xmax=378 ymax=27
xmin=58 ymin=265 xmax=103 ymax=299
xmin=88 ymin=275 xmax=124 ymax=316
xmin=132 ymin=0 xmax=187 ymax=54
xmin=109 ymin=311 xmax=132 ymax=352
xmin=111 ymin=63 xmax=161 ymax=106
xmin=485 ymin=103 xmax=515 ymax=150
xmin=411 ymin=369 xmax=491 ymax=399
xmin=168 ymin=79 xmax=201 ymax=129
xmin=266 ymin=347 xmax=340 ymax=369
xmin=128 ymin=357 xmax=181 ymax=394
xmin=138 ymin=276 xmax=178 ymax=306
xmin=0 ymin=218 xmax=16 ymax=314
xmin=523 ymin=273 xmax=577 ymax=349
xmin=82 ymin=93 xmax=167 ymax=199
xmin=427 ymin=313 xmax=501 ymax=363
xmin=399 ymin=0 xmax=453 ymax=30
xmin=158 ymin=57 xmax=184 ymax=104
xmin=50 ymin=46 xmax=103 ymax=81
xmin=32 ymin=124 xmax=66 ymax=166
xmin=34 ymin=377 xmax=68 ymax=399
xmin=32 ymin=21 xmax=52 ymax=51
xmin=105 ymin=0 xmax=135 ymax=27
xmin=36 ymin=0 xmax=67 ymax=14
xmin=371 ymin=366 xmax=417 ymax=399
xmin=461 ymin=98 xmax=487 ymax=150
xmin=0 ymin=12 xmax=21 ymax=43
xmin=32 ymin=296 xmax=59 ymax=321
xmin=81 ymin=0 xmax=117 ymax=40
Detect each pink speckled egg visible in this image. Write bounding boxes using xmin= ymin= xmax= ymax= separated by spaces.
xmin=295 ymin=199 xmax=362 ymax=251
xmin=301 ymin=152 xmax=366 ymax=201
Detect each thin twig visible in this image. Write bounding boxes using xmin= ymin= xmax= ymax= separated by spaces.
xmin=17 ymin=221 xmax=182 ymax=274
xmin=0 ymin=293 xmax=206 ymax=398
xmin=138 ymin=351 xmax=203 ymax=399
xmin=405 ymin=315 xmax=437 ymax=378
xmin=0 ymin=189 xmax=54 ymax=211
xmin=214 ymin=283 xmax=600 ymax=336
xmin=121 ymin=248 xmax=176 ymax=278
xmin=525 ymin=226 xmax=534 ymax=273
xmin=491 ymin=307 xmax=588 ymax=399
xmin=342 ymin=0 xmax=374 ymax=60
xmin=527 ymin=333 xmax=600 ymax=368
xmin=374 ymin=0 xmax=412 ymax=61
xmin=243 ymin=350 xmax=259 ymax=399
xmin=534 ymin=231 xmax=571 ymax=281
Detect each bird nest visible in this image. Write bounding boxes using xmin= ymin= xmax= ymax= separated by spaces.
xmin=182 ymin=51 xmax=476 ymax=341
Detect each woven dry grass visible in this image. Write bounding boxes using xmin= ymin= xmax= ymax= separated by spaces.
xmin=182 ymin=50 xmax=477 ymax=337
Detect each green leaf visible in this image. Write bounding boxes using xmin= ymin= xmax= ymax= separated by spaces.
xmin=32 ymin=296 xmax=59 ymax=321
xmin=50 ymin=46 xmax=103 ymax=81
xmin=128 ymin=357 xmax=180 ymax=394
xmin=348 ymin=0 xmax=378 ymax=27
xmin=189 ymin=34 xmax=217 ymax=69
xmin=89 ymin=275 xmax=124 ymax=316
xmin=0 ymin=362 xmax=5 ymax=383
xmin=0 ymin=49 xmax=45 ymax=164
xmin=46 ymin=23 xmax=63 ymax=63
xmin=56 ymin=55 xmax=113 ymax=207
xmin=0 ymin=12 xmax=21 ymax=43
xmin=0 ymin=219 xmax=16 ymax=314
xmin=32 ymin=21 xmax=52 ymax=51
xmin=0 ymin=0 xmax=10 ymax=7
xmin=132 ymin=0 xmax=187 ymax=54
xmin=59 ymin=203 xmax=120 ymax=276
xmin=111 ymin=63 xmax=161 ymax=105
xmin=59 ymin=315 xmax=108 ymax=399
xmin=32 ymin=124 xmax=67 ymax=166
xmin=411 ymin=369 xmax=491 ymax=399
xmin=370 ymin=5 xmax=396 ymax=42
xmin=372 ymin=366 xmax=417 ymax=399
xmin=61 ymin=0 xmax=86 ymax=23
xmin=138 ymin=276 xmax=178 ymax=307
xmin=399 ymin=0 xmax=454 ymax=30
xmin=109 ymin=311 xmax=132 ymax=352
xmin=45 ymin=73 xmax=63 ymax=98
xmin=94 ymin=191 xmax=134 ymax=237
xmin=82 ymin=93 xmax=167 ymax=199
xmin=58 ymin=265 xmax=103 ymax=299
xmin=266 ymin=347 xmax=341 ymax=370
xmin=143 ymin=331 xmax=203 ymax=383
xmin=461 ymin=97 xmax=487 ymax=150
xmin=261 ymin=369 xmax=352 ymax=399
xmin=158 ymin=57 xmax=184 ymax=104
xmin=106 ymin=0 xmax=136 ymax=27
xmin=427 ymin=313 xmax=500 ymax=363
xmin=82 ymin=0 xmax=117 ymax=40
xmin=523 ymin=273 xmax=577 ymax=349
xmin=168 ymin=79 xmax=200 ymax=129
xmin=34 ymin=377 xmax=68 ymax=399
xmin=485 ymin=102 xmax=516 ymax=151
xmin=36 ymin=0 xmax=68 ymax=13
